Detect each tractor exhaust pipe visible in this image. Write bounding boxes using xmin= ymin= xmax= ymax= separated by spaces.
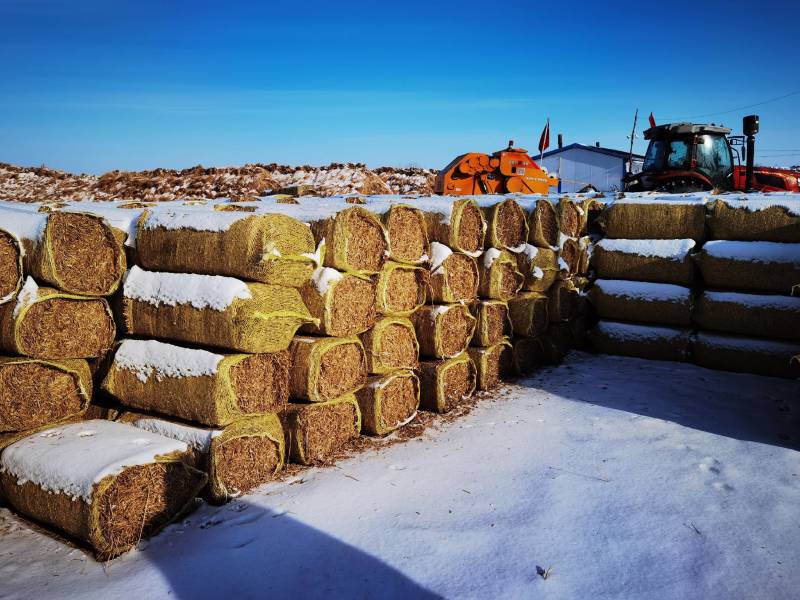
xmin=743 ymin=115 xmax=759 ymax=192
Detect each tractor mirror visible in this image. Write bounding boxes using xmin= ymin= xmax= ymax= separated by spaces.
xmin=743 ymin=114 xmax=759 ymax=136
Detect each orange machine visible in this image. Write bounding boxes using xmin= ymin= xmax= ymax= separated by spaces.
xmin=434 ymin=141 xmax=559 ymax=195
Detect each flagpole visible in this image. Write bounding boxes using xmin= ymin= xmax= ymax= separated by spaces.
xmin=539 ymin=118 xmax=548 ymax=164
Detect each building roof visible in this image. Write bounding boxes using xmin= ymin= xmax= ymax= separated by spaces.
xmin=541 ymin=143 xmax=644 ymax=161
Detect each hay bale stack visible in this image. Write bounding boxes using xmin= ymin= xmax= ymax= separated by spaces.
xmin=102 ymin=339 xmax=288 ymax=427
xmin=695 ymin=241 xmax=800 ymax=294
xmin=428 ymin=242 xmax=479 ymax=303
xmin=0 ymin=357 xmax=92 ymax=433
xmin=693 ymin=332 xmax=800 ymax=379
xmin=418 ymin=353 xmax=477 ymax=414
xmin=359 ymin=317 xmax=419 ymax=374
xmin=299 ymin=268 xmax=376 ymax=336
xmin=309 ymin=206 xmax=388 ymax=274
xmin=589 ymin=279 xmax=693 ymax=326
xmin=588 ymin=320 xmax=691 ymax=362
xmin=412 ymin=304 xmax=476 ymax=359
xmin=507 ymin=292 xmax=549 ymax=337
xmin=136 ymin=211 xmax=319 ymax=288
xmin=693 ymin=291 xmax=800 ymax=341
xmin=421 ymin=198 xmax=487 ymax=255
xmin=515 ymin=244 xmax=559 ymax=292
xmin=284 ymin=395 xmax=361 ymax=465
xmin=121 ymin=413 xmax=285 ymax=504
xmin=289 ymin=336 xmax=366 ymax=402
xmin=0 ymin=420 xmax=206 ymax=560
xmin=524 ymin=197 xmax=559 ymax=248
xmin=477 ymin=248 xmax=524 ymax=300
xmin=477 ymin=197 xmax=529 ymax=251
xmin=0 ymin=278 xmax=115 ymax=359
xmin=381 ymin=204 xmax=430 ymax=265
xmin=122 ymin=266 xmax=315 ymax=353
xmin=592 ymin=238 xmax=696 ymax=285
xmin=468 ymin=340 xmax=513 ymax=391
xmin=707 ymin=197 xmax=800 ymax=242
xmin=598 ymin=198 xmax=707 ymax=241
xmin=469 ymin=300 xmax=511 ymax=347
xmin=355 ymin=371 xmax=420 ymax=436
xmin=375 ymin=262 xmax=427 ymax=316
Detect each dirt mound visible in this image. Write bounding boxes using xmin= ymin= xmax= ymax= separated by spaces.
xmin=375 ymin=166 xmax=437 ymax=195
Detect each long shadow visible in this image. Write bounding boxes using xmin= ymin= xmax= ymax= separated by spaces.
xmin=519 ymin=351 xmax=800 ymax=450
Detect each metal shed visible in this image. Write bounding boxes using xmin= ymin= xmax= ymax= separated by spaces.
xmin=539 ymin=143 xmax=644 ymax=193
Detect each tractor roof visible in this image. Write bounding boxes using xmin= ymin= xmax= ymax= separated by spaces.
xmin=644 ymin=122 xmax=732 ymax=139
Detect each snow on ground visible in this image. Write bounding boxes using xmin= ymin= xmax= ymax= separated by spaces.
xmin=1 ymin=353 xmax=798 ymax=599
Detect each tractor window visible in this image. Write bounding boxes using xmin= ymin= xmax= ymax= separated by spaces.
xmin=695 ymin=135 xmax=732 ymax=183
xmin=643 ymin=140 xmax=667 ymax=171
xmin=666 ymin=140 xmax=689 ymax=169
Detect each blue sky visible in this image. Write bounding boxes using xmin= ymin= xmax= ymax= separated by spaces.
xmin=1 ymin=0 xmax=798 ymax=173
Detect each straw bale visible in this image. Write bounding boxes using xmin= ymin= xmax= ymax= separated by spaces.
xmin=299 ymin=269 xmax=376 ymax=336
xmin=310 ymin=206 xmax=388 ymax=274
xmin=580 ymin=197 xmax=606 ymax=236
xmin=511 ymin=336 xmax=545 ymax=375
xmin=516 ymin=245 xmax=559 ymax=292
xmin=539 ymin=322 xmax=573 ymax=364
xmin=599 ymin=201 xmax=706 ymax=240
xmin=289 ymin=336 xmax=366 ymax=402
xmin=576 ymin=236 xmax=592 ymax=275
xmin=355 ymin=371 xmax=420 ymax=436
xmin=468 ymin=340 xmax=513 ymax=390
xmin=707 ymin=199 xmax=800 ymax=242
xmin=695 ymin=243 xmax=800 ymax=294
xmin=558 ymin=197 xmax=582 ymax=238
xmin=693 ymin=332 xmax=800 ymax=379
xmin=558 ymin=237 xmax=581 ymax=275
xmin=418 ymin=353 xmax=476 ymax=413
xmin=693 ymin=291 xmax=800 ymax=341
xmin=589 ymin=320 xmax=691 ymax=362
xmin=359 ymin=317 xmax=419 ymax=374
xmin=0 ymin=357 xmax=91 ymax=433
xmin=136 ymin=212 xmax=318 ymax=288
xmin=589 ymin=280 xmax=692 ymax=326
xmin=527 ymin=198 xmax=559 ymax=248
xmin=382 ymin=204 xmax=430 ymax=265
xmin=483 ymin=198 xmax=529 ymax=250
xmin=284 ymin=395 xmax=361 ymax=465
xmin=592 ymin=243 xmax=695 ymax=285
xmin=428 ymin=250 xmax=479 ymax=303
xmin=546 ymin=279 xmax=580 ymax=323
xmin=507 ymin=292 xmax=549 ymax=337
xmin=412 ymin=304 xmax=476 ymax=359
xmin=0 ymin=230 xmax=22 ymax=305
xmin=425 ymin=198 xmax=486 ymax=254
xmin=469 ymin=299 xmax=511 ymax=347
xmin=375 ymin=262 xmax=427 ymax=316
xmin=478 ymin=249 xmax=524 ymax=300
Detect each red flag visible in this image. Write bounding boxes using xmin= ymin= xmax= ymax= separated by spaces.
xmin=648 ymin=112 xmax=657 ymax=128
xmin=538 ymin=119 xmax=550 ymax=153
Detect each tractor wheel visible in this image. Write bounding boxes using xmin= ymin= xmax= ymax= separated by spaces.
xmin=655 ymin=178 xmax=709 ymax=194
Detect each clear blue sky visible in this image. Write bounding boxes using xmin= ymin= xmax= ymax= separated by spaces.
xmin=1 ymin=0 xmax=798 ymax=173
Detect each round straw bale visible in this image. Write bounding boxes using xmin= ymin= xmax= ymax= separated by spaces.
xmin=359 ymin=317 xmax=419 ymax=374
xmin=0 ymin=230 xmax=23 ymax=305
xmin=136 ymin=211 xmax=318 ymax=288
xmin=507 ymin=292 xmax=549 ymax=337
xmin=693 ymin=332 xmax=800 ymax=379
xmin=591 ymin=239 xmax=696 ymax=285
xmin=285 ymin=395 xmax=361 ymax=465
xmin=707 ymin=199 xmax=800 ymax=243
xmin=299 ymin=268 xmax=377 ymax=336
xmin=589 ymin=320 xmax=691 ymax=362
xmin=598 ymin=200 xmax=706 ymax=241
xmin=483 ymin=198 xmax=529 ymax=251
xmin=356 ymin=371 xmax=420 ymax=436
xmin=589 ymin=279 xmax=692 ymax=326
xmin=469 ymin=299 xmax=511 ymax=347
xmin=375 ymin=262 xmax=427 ymax=316
xmin=695 ymin=241 xmax=800 ymax=294
xmin=289 ymin=336 xmax=367 ymax=402
xmin=383 ymin=204 xmax=430 ymax=265
xmin=428 ymin=247 xmax=479 ymax=303
xmin=527 ymin=198 xmax=559 ymax=248
xmin=468 ymin=340 xmax=513 ymax=391
xmin=0 ymin=280 xmax=115 ymax=359
xmin=418 ymin=353 xmax=476 ymax=414
xmin=558 ymin=198 xmax=582 ymax=238
xmin=425 ymin=199 xmax=486 ymax=254
xmin=310 ymin=207 xmax=388 ymax=274
xmin=412 ymin=304 xmax=476 ymax=359
xmin=693 ymin=291 xmax=800 ymax=341
xmin=0 ymin=357 xmax=92 ymax=433
xmin=478 ymin=249 xmax=524 ymax=300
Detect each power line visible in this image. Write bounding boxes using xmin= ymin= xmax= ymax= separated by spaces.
xmin=664 ymin=89 xmax=800 ymax=120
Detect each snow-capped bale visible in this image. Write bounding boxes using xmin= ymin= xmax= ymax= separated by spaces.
xmin=0 ymin=420 xmax=206 ymax=560
xmin=412 ymin=304 xmax=476 ymax=359
xmin=381 ymin=204 xmax=430 ymax=265
xmin=693 ymin=291 xmax=800 ymax=341
xmin=507 ymin=292 xmax=549 ymax=337
xmin=309 ymin=206 xmax=388 ymax=274
xmin=0 ymin=209 xmax=126 ymax=297
xmin=102 ymin=339 xmax=289 ymax=427
xmin=477 ymin=248 xmax=524 ymax=300
xmin=422 ymin=198 xmax=487 ymax=255
xmin=121 ymin=266 xmax=315 ymax=353
xmin=515 ymin=244 xmax=559 ymax=292
xmin=120 ymin=412 xmax=284 ymax=505
xmin=693 ymin=332 xmax=800 ymax=379
xmin=418 ymin=353 xmax=476 ymax=414
xmin=707 ymin=197 xmax=800 ymax=243
xmin=468 ymin=339 xmax=513 ymax=391
xmin=299 ymin=267 xmax=376 ymax=336
xmin=0 ymin=229 xmax=23 ymax=305
xmin=588 ymin=320 xmax=691 ymax=362
xmin=694 ymin=241 xmax=800 ymax=294
xmin=355 ymin=371 xmax=420 ymax=436
xmin=136 ymin=211 xmax=319 ymax=288
xmin=598 ymin=198 xmax=707 ymax=241
xmin=525 ymin=197 xmax=559 ymax=248
xmin=589 ymin=279 xmax=693 ymax=326
xmin=557 ymin=197 xmax=582 ymax=238
xmin=359 ymin=317 xmax=419 ymax=374
xmin=213 ymin=203 xmax=256 ymax=213
xmin=288 ymin=336 xmax=366 ymax=403
xmin=548 ymin=278 xmax=585 ymax=323
xmin=0 ymin=278 xmax=115 ymax=359
xmin=591 ymin=238 xmax=696 ymax=285
xmin=427 ymin=243 xmax=479 ymax=303
xmin=0 ymin=357 xmax=92 ymax=433
xmin=284 ymin=395 xmax=361 ymax=465
xmin=469 ymin=299 xmax=511 ymax=347
xmin=374 ymin=262 xmax=427 ymax=316
xmin=478 ymin=197 xmax=529 ymax=251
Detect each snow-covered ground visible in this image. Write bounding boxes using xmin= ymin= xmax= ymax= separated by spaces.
xmin=2 ymin=352 xmax=798 ymax=599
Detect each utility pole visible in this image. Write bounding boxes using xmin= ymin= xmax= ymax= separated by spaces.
xmin=627 ymin=108 xmax=638 ymax=175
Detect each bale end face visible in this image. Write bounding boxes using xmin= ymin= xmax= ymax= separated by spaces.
xmin=385 ymin=206 xmax=429 ymax=264
xmin=419 ymin=356 xmax=476 ymax=414
xmin=211 ymin=435 xmax=282 ymax=501
xmin=303 ymin=275 xmax=377 ymax=337
xmin=529 ymin=199 xmax=559 ymax=248
xmin=317 ymin=341 xmax=366 ymax=401
xmin=454 ymin=201 xmax=486 ymax=254
xmin=345 ymin=210 xmax=388 ymax=272
xmin=288 ymin=399 xmax=360 ymax=465
xmin=357 ymin=372 xmax=420 ymax=436
xmin=361 ymin=319 xmax=419 ymax=373
xmin=229 ymin=351 xmax=289 ymax=414
xmin=0 ymin=231 xmax=21 ymax=303
xmin=489 ymin=200 xmax=528 ymax=250
xmin=380 ymin=265 xmax=427 ymax=315
xmin=470 ymin=300 xmax=510 ymax=347
xmin=469 ymin=343 xmax=513 ymax=391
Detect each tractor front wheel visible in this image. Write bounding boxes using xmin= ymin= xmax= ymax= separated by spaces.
xmin=655 ymin=178 xmax=710 ymax=194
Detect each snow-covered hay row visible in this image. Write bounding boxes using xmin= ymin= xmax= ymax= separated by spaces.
xmin=355 ymin=371 xmax=420 ymax=436
xmin=284 ymin=395 xmax=361 ymax=465
xmin=427 ymin=243 xmax=479 ymax=303
xmin=468 ymin=340 xmax=513 ymax=391
xmin=693 ymin=332 xmax=800 ymax=379
xmin=469 ymin=299 xmax=510 ymax=347
xmin=588 ymin=320 xmax=692 ymax=362
xmin=359 ymin=317 xmax=419 ymax=374
xmin=374 ymin=262 xmax=427 ymax=316
xmin=693 ymin=291 xmax=800 ymax=341
xmin=694 ymin=240 xmax=800 ymax=294
xmin=418 ymin=353 xmax=477 ymax=414
xmin=598 ymin=198 xmax=707 ymax=241
xmin=707 ymin=197 xmax=800 ymax=243
xmin=299 ymin=268 xmax=376 ymax=337
xmin=589 ymin=279 xmax=693 ymax=326
xmin=412 ymin=304 xmax=476 ymax=360
xmin=477 ymin=248 xmax=524 ymax=300
xmin=591 ymin=238 xmax=696 ymax=285
xmin=288 ymin=335 xmax=366 ymax=403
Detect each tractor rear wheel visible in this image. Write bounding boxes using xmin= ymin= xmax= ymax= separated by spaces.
xmin=655 ymin=178 xmax=710 ymax=193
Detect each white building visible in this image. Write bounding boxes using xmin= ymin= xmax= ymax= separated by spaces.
xmin=539 ymin=143 xmax=644 ymax=193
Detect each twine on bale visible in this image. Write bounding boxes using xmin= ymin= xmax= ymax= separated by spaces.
xmin=418 ymin=353 xmax=476 ymax=414
xmin=507 ymin=292 xmax=549 ymax=337
xmin=412 ymin=304 xmax=476 ymax=359
xmin=375 ymin=262 xmax=428 ymax=316
xmin=309 ymin=206 xmax=388 ymax=274
xmin=424 ymin=198 xmax=487 ymax=255
xmin=299 ymin=268 xmax=377 ymax=336
xmin=359 ymin=317 xmax=419 ymax=374
xmin=355 ymin=371 xmax=420 ymax=436
xmin=284 ymin=395 xmax=362 ymax=465
xmin=288 ymin=335 xmax=367 ymax=403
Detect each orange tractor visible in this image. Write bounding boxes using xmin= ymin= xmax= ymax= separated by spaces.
xmin=435 ymin=141 xmax=559 ymax=195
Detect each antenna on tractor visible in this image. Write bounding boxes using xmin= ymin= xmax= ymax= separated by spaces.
xmin=627 ymin=108 xmax=639 ymax=176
